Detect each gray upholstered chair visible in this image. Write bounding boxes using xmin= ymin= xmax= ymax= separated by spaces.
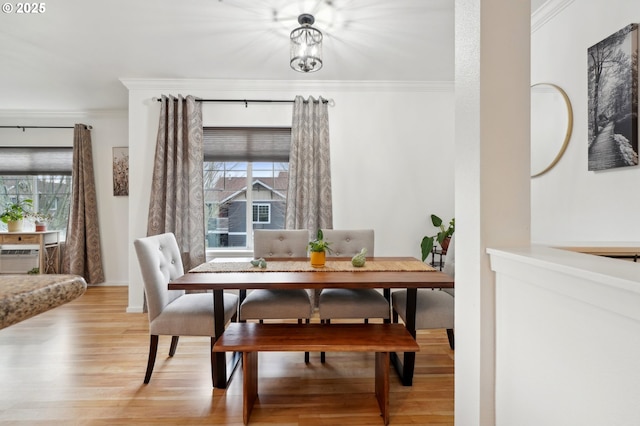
xmin=318 ymin=229 xmax=390 ymax=362
xmin=134 ymin=232 xmax=239 ymax=385
xmin=392 ymin=235 xmax=455 ymax=349
xmin=239 ymin=229 xmax=313 ymax=361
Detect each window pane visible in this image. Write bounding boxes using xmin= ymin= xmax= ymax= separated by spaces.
xmin=204 ymin=162 xmax=247 ymax=248
xmin=204 ymin=161 xmax=288 ymax=249
xmin=0 ymin=175 xmax=71 ymax=238
xmin=253 ymin=204 xmax=270 ymax=224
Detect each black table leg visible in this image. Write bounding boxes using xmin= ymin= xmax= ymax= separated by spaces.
xmin=212 ymin=290 xmax=226 ymax=388
xmin=390 ymin=287 xmax=417 ymax=386
xmin=212 ymin=289 xmax=242 ymax=388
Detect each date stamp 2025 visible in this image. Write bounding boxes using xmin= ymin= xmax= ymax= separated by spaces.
xmin=2 ymin=3 xmax=46 ymax=14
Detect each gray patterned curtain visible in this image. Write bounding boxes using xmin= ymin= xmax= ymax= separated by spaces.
xmin=147 ymin=95 xmax=205 ymax=270
xmin=285 ymin=96 xmax=333 ymax=233
xmin=62 ymin=124 xmax=105 ymax=284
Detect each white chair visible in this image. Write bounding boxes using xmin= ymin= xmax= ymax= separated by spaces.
xmin=239 ymin=229 xmax=313 ymax=361
xmin=134 ymin=232 xmax=239 ymax=385
xmin=318 ymin=229 xmax=391 ymax=362
xmin=392 ymin=235 xmax=455 ymax=349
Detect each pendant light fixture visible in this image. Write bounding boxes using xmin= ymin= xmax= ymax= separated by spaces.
xmin=290 ymin=13 xmax=323 ymax=73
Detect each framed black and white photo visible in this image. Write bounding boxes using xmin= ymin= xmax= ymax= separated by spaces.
xmin=112 ymin=147 xmax=129 ymax=196
xmin=587 ymin=23 xmax=639 ymax=171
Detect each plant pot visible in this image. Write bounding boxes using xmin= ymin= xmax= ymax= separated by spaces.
xmin=7 ymin=220 xmax=23 ymax=232
xmin=310 ymin=251 xmax=326 ymax=268
xmin=440 ymin=236 xmax=452 ymax=255
xmin=35 ymin=221 xmax=47 ymax=232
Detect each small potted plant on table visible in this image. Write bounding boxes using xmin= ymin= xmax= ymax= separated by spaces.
xmin=308 ymin=229 xmax=332 ymax=268
xmin=1 ymin=199 xmax=33 ymax=232
xmin=28 ymin=211 xmax=53 ymax=232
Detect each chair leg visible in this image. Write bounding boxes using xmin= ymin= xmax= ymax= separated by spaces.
xmin=446 ymin=329 xmax=455 ymax=350
xmin=304 ymin=318 xmax=310 ymax=363
xmin=210 ymin=337 xmax=216 ymax=387
xmin=169 ymin=336 xmax=179 ymax=356
xmin=144 ymin=335 xmax=159 ymax=384
xmin=320 ymin=319 xmax=330 ymax=363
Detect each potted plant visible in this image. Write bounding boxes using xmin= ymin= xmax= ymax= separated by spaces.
xmin=0 ymin=199 xmax=33 ymax=232
xmin=420 ymin=214 xmax=455 ymax=262
xmin=308 ymin=229 xmax=332 ymax=268
xmin=27 ymin=211 xmax=53 ymax=232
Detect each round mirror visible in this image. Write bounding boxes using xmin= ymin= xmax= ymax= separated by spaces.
xmin=531 ymin=83 xmax=573 ymax=177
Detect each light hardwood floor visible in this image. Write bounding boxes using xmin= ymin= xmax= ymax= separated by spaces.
xmin=0 ymin=286 xmax=454 ymax=425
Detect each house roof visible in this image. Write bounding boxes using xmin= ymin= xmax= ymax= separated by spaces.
xmin=206 ymin=173 xmax=288 ymax=205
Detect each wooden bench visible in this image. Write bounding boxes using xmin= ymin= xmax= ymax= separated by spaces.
xmin=213 ymin=322 xmax=420 ymax=425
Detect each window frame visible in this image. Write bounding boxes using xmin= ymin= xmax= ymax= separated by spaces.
xmin=203 ymin=127 xmax=291 ymax=256
xmin=252 ymin=203 xmax=271 ymax=224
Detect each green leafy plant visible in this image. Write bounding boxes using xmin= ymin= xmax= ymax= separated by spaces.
xmin=308 ymin=229 xmax=332 ymax=253
xmin=27 ymin=267 xmax=39 ymax=275
xmin=0 ymin=199 xmax=33 ymax=224
xmin=420 ymin=214 xmax=455 ymax=261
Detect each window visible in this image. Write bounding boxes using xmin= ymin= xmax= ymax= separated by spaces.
xmin=0 ymin=175 xmax=72 ymax=238
xmin=253 ymin=204 xmax=271 ymax=224
xmin=0 ymin=147 xmax=72 ymax=238
xmin=203 ymin=128 xmax=291 ymax=250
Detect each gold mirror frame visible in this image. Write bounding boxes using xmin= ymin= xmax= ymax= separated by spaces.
xmin=531 ymin=83 xmax=574 ymax=178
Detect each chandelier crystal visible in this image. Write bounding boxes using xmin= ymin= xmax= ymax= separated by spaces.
xmin=290 ymin=14 xmax=323 ymax=73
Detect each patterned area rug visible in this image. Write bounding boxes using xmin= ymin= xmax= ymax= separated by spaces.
xmin=189 ymin=259 xmax=435 ymax=273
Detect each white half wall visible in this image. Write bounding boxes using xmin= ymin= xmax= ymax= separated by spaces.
xmin=489 ymin=247 xmax=640 ymax=426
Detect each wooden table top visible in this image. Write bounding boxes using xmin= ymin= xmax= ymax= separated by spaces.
xmin=169 ymin=256 xmax=454 ymax=291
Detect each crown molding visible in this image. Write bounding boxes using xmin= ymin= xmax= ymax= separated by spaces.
xmin=0 ymin=109 xmax=127 ymax=119
xmin=531 ymin=0 xmax=575 ymax=33
xmin=120 ymin=78 xmax=454 ymax=94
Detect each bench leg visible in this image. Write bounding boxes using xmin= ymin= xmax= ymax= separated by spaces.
xmin=243 ymin=352 xmax=258 ymax=425
xmin=375 ymin=352 xmax=390 ymax=425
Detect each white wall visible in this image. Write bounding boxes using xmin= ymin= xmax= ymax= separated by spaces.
xmin=0 ymin=110 xmax=129 ymax=285
xmin=123 ymin=79 xmax=455 ymax=311
xmin=531 ymin=0 xmax=640 ymax=243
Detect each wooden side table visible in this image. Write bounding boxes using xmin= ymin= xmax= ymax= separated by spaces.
xmin=0 ymin=231 xmax=60 ymax=274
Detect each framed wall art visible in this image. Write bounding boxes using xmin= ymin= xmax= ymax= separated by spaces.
xmin=587 ymin=23 xmax=639 ymax=171
xmin=112 ymin=147 xmax=129 ymax=196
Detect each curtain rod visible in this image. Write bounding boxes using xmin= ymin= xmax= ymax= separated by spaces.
xmin=154 ymin=98 xmax=331 ymax=107
xmin=0 ymin=125 xmax=92 ymax=132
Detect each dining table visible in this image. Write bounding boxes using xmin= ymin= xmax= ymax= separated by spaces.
xmin=168 ymin=256 xmax=454 ymax=389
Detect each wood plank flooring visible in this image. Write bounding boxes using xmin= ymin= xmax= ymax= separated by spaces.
xmin=0 ymin=286 xmax=454 ymax=425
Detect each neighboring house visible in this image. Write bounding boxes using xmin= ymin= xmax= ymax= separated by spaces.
xmin=206 ymin=172 xmax=288 ymax=248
